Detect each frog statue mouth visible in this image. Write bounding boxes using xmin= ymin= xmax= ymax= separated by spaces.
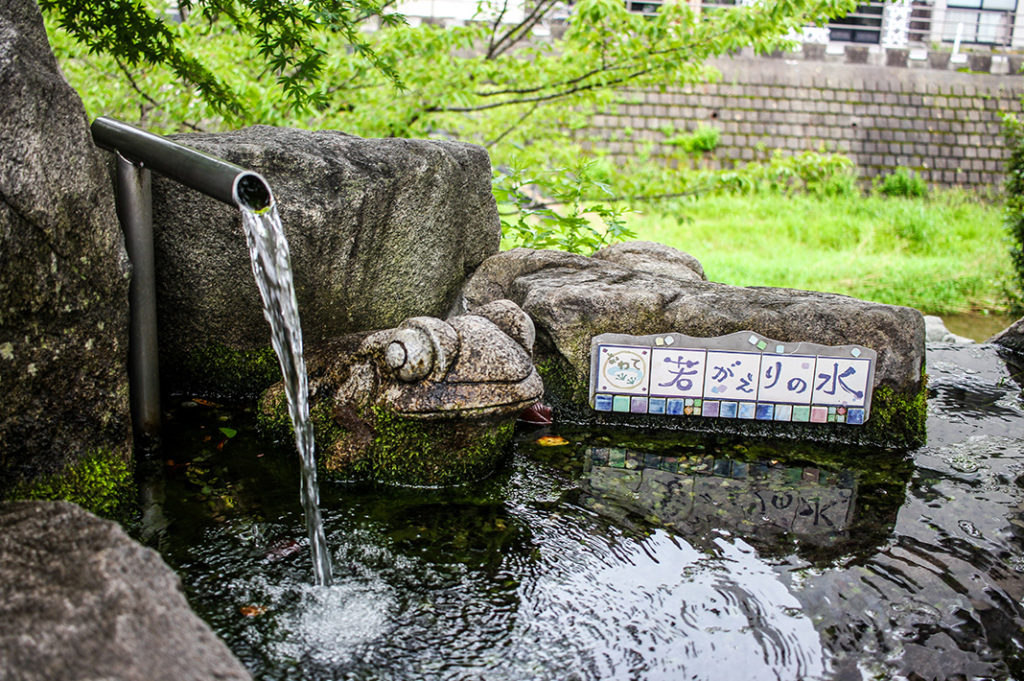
xmin=358 ymin=300 xmax=544 ymax=420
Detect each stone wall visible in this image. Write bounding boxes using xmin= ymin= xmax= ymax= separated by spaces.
xmin=585 ymin=53 xmax=1024 ymax=189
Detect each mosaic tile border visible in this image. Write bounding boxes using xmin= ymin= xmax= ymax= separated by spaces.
xmin=589 ymin=331 xmax=876 ymax=425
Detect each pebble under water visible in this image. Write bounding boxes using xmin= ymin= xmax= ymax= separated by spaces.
xmin=137 ymin=343 xmax=1024 ymax=680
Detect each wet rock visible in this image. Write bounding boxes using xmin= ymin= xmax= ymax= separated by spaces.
xmin=989 ymin=316 xmax=1024 ymax=355
xmin=0 ymin=0 xmax=131 ymax=501
xmin=150 ymin=126 xmax=500 ymax=398
xmin=260 ymin=300 xmax=542 ymax=485
xmin=462 ymin=247 xmax=927 ymax=448
xmin=0 ymin=501 xmax=252 ymax=681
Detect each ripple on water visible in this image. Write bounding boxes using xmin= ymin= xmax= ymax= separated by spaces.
xmin=146 ymin=343 xmax=1024 ymax=681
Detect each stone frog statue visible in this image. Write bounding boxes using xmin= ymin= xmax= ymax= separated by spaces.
xmin=259 ymin=300 xmax=543 ymax=485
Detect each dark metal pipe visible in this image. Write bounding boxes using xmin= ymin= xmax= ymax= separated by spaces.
xmin=91 ymin=117 xmax=275 ymax=439
xmin=115 ymin=154 xmax=161 ymax=438
xmin=91 ymin=116 xmax=273 ymax=212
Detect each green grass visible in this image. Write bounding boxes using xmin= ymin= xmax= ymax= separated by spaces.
xmin=625 ymin=191 xmax=1013 ymax=315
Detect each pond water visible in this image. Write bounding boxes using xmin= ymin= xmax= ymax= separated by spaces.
xmin=137 ymin=342 xmax=1024 ymax=680
xmin=942 ymin=313 xmax=1018 ymax=343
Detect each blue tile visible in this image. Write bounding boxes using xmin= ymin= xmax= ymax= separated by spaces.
xmin=773 ymin=404 xmax=793 ymax=421
xmin=666 ymin=398 xmax=685 ymax=415
xmin=720 ymin=401 xmax=738 ymax=418
xmin=755 ymin=403 xmax=774 ymax=420
xmin=594 ymin=394 xmax=614 ymax=412
xmin=847 ymin=408 xmax=866 ymax=425
xmin=648 ymin=397 xmax=666 ymax=415
xmin=738 ymin=402 xmax=756 ymax=419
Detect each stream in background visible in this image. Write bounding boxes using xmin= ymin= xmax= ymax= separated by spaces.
xmin=136 ymin=342 xmax=1024 ymax=680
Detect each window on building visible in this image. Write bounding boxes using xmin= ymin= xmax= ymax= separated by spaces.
xmin=942 ymin=0 xmax=1016 ymax=45
xmin=829 ymin=2 xmax=885 ymax=43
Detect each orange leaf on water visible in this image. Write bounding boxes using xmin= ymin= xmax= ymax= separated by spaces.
xmin=192 ymin=398 xmax=221 ymax=407
xmin=536 ymin=436 xmax=569 ymax=447
xmin=240 ymin=605 xmax=267 ymax=617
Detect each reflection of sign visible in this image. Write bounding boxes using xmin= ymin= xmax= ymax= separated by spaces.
xmin=590 ymin=331 xmax=876 ymax=425
xmin=584 ymin=447 xmax=857 ymax=544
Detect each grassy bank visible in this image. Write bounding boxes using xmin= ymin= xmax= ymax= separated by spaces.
xmin=625 ymin=190 xmax=1012 ymax=315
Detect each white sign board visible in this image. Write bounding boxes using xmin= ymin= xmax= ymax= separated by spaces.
xmin=590 ymin=331 xmax=876 ymax=425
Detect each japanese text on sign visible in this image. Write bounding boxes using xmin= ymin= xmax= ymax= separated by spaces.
xmin=590 ymin=331 xmax=876 ymax=425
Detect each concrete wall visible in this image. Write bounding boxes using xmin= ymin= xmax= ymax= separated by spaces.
xmin=585 ymin=55 xmax=1024 ymax=189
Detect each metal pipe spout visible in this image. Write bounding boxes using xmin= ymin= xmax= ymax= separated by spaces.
xmin=91 ymin=117 xmax=276 ymax=440
xmin=91 ymin=116 xmax=273 ymax=211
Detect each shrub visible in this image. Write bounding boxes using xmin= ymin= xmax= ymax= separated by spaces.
xmin=1003 ymin=113 xmax=1024 ymax=313
xmin=875 ymin=167 xmax=928 ymax=198
xmin=665 ymin=125 xmax=721 ymax=154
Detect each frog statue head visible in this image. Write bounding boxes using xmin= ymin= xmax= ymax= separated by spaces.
xmin=259 ymin=300 xmax=543 ymax=486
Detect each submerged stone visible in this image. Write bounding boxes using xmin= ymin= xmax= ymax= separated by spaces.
xmin=149 ymin=127 xmax=500 ymax=398
xmin=0 ymin=0 xmax=132 ymax=501
xmin=259 ymin=300 xmax=543 ymax=485
xmin=461 ymin=243 xmax=927 ymax=449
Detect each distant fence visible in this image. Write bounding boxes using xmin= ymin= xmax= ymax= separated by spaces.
xmin=583 ymin=52 xmax=1024 ymax=190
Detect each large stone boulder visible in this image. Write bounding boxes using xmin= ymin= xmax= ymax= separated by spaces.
xmin=0 ymin=0 xmax=132 ymax=506
xmin=0 ymin=501 xmax=252 ymax=681
xmin=150 ymin=127 xmax=500 ymax=397
xmin=462 ymin=243 xmax=927 ymax=448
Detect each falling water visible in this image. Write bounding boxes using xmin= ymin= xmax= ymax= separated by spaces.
xmin=240 ymin=204 xmax=333 ymax=587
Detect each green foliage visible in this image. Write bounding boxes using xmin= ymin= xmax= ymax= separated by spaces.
xmin=495 ymin=158 xmax=636 ymax=253
xmin=664 ymin=125 xmax=721 ymax=154
xmin=46 ymin=0 xmax=858 ymax=251
xmin=874 ymin=167 xmax=929 ymax=198
xmin=1003 ymin=113 xmax=1024 ymax=313
xmin=628 ymin=189 xmax=1011 ymax=314
xmin=41 ymin=0 xmax=403 ymax=118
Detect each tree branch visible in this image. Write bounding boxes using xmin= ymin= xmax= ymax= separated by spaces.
xmin=112 ymin=56 xmax=205 ymax=132
xmin=486 ymin=0 xmax=561 ymax=59
xmin=485 ymin=101 xmax=542 ymax=148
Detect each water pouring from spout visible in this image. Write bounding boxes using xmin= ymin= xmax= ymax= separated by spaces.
xmin=90 ymin=116 xmax=333 ymax=586
xmin=240 ymin=202 xmax=333 ymax=587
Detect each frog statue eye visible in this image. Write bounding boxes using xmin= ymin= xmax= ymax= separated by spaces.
xmin=381 ymin=317 xmax=460 ymax=383
xmin=384 ymin=328 xmax=434 ymax=382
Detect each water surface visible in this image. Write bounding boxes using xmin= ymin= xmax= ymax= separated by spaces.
xmin=139 ymin=343 xmax=1024 ymax=680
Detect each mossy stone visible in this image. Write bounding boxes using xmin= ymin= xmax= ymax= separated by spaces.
xmin=7 ymin=448 xmax=136 ymax=521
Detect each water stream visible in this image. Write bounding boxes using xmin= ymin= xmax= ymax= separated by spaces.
xmin=140 ymin=341 xmax=1024 ymax=679
xmin=239 ymin=205 xmax=332 ymax=587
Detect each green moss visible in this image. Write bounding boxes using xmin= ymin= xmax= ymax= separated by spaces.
xmin=8 ymin=447 xmax=135 ymax=520
xmin=535 ymin=353 xmax=590 ymax=409
xmin=258 ymin=387 xmax=511 ymax=486
xmin=353 ymin=406 xmax=514 ymax=487
xmin=860 ymin=378 xmax=929 ymax=449
xmin=172 ymin=344 xmax=280 ymax=399
xmin=256 ymin=385 xmax=347 ymax=448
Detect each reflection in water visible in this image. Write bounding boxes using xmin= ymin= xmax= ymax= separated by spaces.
xmin=141 ymin=343 xmax=1024 ymax=680
xmin=582 ymin=447 xmax=857 ymax=554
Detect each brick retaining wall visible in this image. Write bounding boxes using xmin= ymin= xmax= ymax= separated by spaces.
xmin=585 ymin=56 xmax=1024 ymax=189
